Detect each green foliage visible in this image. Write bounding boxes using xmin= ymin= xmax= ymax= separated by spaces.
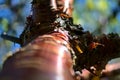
xmin=0 ymin=0 xmax=32 ymax=65
xmin=73 ymin=0 xmax=120 ymax=35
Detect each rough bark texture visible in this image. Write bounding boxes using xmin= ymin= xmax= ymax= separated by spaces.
xmin=0 ymin=0 xmax=76 ymax=80
xmin=1 ymin=32 xmax=74 ymax=80
xmin=0 ymin=0 xmax=120 ymax=80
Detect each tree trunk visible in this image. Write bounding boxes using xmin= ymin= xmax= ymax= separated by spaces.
xmin=1 ymin=32 xmax=74 ymax=80
xmin=0 ymin=0 xmax=75 ymax=80
xmin=1 ymin=0 xmax=120 ymax=80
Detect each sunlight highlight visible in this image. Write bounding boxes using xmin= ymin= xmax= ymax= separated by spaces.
xmin=63 ymin=0 xmax=70 ymax=12
xmin=56 ymin=46 xmax=67 ymax=80
xmin=51 ymin=0 xmax=57 ymax=10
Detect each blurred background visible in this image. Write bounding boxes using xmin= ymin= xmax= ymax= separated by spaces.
xmin=0 ymin=0 xmax=120 ymax=71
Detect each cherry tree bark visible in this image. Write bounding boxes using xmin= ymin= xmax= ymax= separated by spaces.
xmin=1 ymin=0 xmax=120 ymax=80
xmin=0 ymin=0 xmax=76 ymax=80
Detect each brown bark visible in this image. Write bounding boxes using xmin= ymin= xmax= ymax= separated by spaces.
xmin=0 ymin=0 xmax=75 ymax=80
xmin=1 ymin=0 xmax=120 ymax=80
xmin=32 ymin=0 xmax=73 ymax=23
xmin=1 ymin=32 xmax=75 ymax=80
